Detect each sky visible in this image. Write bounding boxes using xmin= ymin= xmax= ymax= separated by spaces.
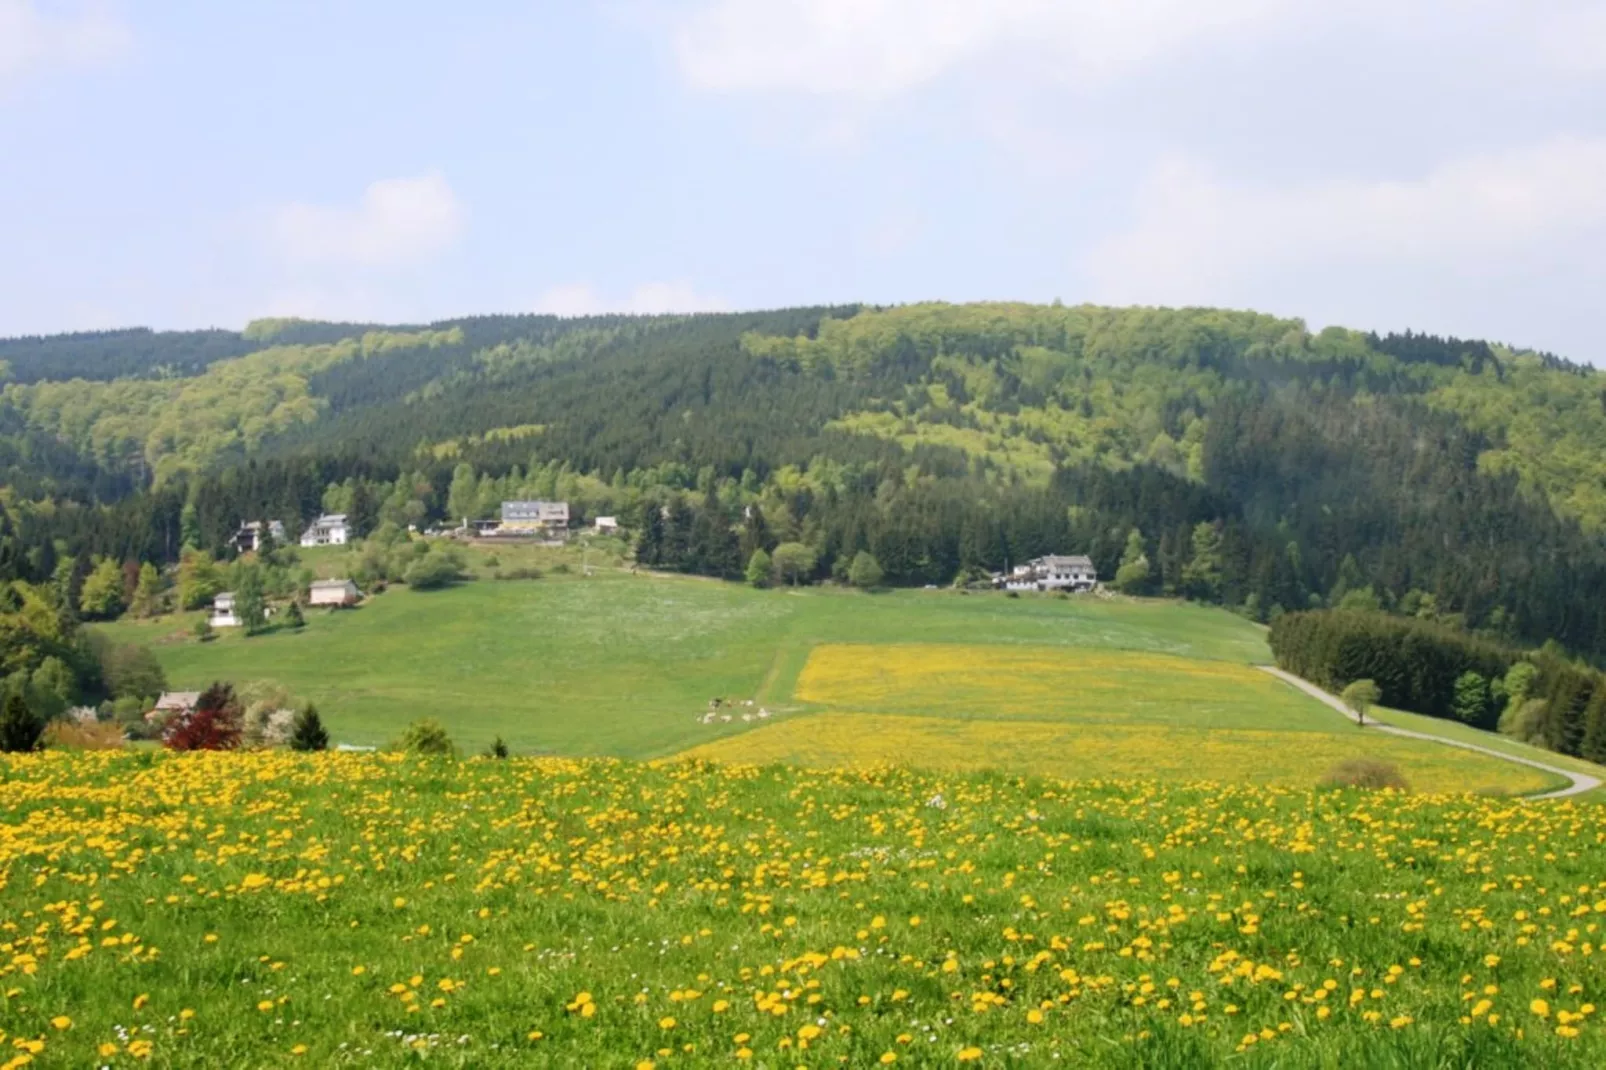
xmin=2 ymin=1 xmax=1605 ymax=362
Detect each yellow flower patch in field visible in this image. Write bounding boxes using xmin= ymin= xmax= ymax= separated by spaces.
xmin=680 ymin=712 xmax=1557 ymax=794
xmin=794 ymin=644 xmax=1343 ymax=731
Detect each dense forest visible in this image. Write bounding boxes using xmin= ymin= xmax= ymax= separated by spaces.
xmin=3 ymin=300 xmax=1606 ymax=696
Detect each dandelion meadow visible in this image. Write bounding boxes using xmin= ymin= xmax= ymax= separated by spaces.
xmin=691 ymin=644 xmax=1567 ymax=795
xmin=1 ymin=750 xmax=1603 ymax=1068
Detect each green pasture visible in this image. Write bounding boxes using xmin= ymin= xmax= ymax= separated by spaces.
xmin=95 ymin=569 xmax=1271 ymax=755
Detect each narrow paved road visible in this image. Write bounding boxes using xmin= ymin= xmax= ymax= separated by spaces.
xmin=1258 ymin=666 xmax=1603 ymax=801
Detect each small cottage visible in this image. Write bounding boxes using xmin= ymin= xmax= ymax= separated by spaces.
xmin=594 ymin=515 xmax=619 ymax=534
xmin=308 ymin=578 xmax=361 ymax=607
xmin=210 ymin=592 xmax=240 ymax=628
xmin=147 ymin=691 xmax=199 ymax=723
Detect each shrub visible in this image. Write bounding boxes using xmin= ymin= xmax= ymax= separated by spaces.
xmin=289 ymin=705 xmax=330 ymax=752
xmin=485 ymin=736 xmax=510 ymax=759
xmin=494 ymin=567 xmax=543 ymax=581
xmin=398 ymin=718 xmax=455 ymax=757
xmin=164 ymin=683 xmax=242 ymax=751
xmin=0 ymin=694 xmax=44 ymax=753
xmin=42 ymin=719 xmax=125 ymax=750
xmin=1320 ymin=758 xmax=1410 ymax=792
xmin=284 ymin=601 xmax=305 ymax=629
xmin=93 ymin=639 xmax=167 ymax=702
xmin=847 ymin=551 xmax=884 ymax=590
xmin=405 ymin=553 xmax=467 ymax=590
xmin=193 ymin=619 xmax=215 ymax=642
xmin=745 ymin=549 xmax=772 ymax=589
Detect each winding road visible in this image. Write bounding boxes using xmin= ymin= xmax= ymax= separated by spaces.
xmin=1258 ymin=666 xmax=1602 ymax=801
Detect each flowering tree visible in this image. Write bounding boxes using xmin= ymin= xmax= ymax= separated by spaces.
xmin=164 ymin=682 xmax=242 ymax=751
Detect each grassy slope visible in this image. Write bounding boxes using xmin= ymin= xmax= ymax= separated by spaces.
xmin=1367 ymin=705 xmax=1606 ymax=801
xmin=96 ymin=575 xmax=1269 ymax=756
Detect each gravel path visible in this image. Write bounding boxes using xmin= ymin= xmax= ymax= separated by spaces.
xmin=1258 ymin=666 xmax=1603 ymax=801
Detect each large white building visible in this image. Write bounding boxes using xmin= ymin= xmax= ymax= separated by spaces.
xmin=299 ymin=514 xmax=350 ymax=547
xmin=1001 ymin=554 xmax=1098 ymax=592
xmin=499 ymin=500 xmax=570 ymax=536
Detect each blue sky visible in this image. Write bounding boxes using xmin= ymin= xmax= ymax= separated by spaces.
xmin=3 ymin=1 xmax=1605 ymax=362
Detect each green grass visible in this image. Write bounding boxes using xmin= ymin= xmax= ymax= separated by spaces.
xmin=95 ymin=572 xmax=1272 ymax=756
xmin=1367 ymin=705 xmax=1606 ymax=801
xmin=3 ymin=751 xmax=1604 ymax=1069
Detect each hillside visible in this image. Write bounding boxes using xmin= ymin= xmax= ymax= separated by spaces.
xmin=5 ymin=301 xmax=1606 ymax=661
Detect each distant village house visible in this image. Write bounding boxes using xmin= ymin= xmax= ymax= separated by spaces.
xmin=308 ymin=578 xmax=361 ymax=607
xmin=999 ymin=554 xmax=1098 ymax=592
xmin=498 ymin=500 xmax=570 ymax=537
xmin=593 ymin=515 xmax=619 ymax=534
xmin=234 ymin=520 xmax=286 ymax=554
xmin=147 ymin=691 xmax=199 ymax=723
xmin=299 ymin=514 xmax=350 ymax=547
xmin=210 ymin=592 xmax=239 ymax=628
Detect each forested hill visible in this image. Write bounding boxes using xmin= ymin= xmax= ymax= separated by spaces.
xmin=4 ymin=301 xmax=1606 ymax=656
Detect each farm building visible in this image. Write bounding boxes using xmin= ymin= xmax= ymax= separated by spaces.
xmin=594 ymin=515 xmax=619 ymax=533
xmin=234 ymin=520 xmax=287 ymax=553
xmin=299 ymin=514 xmax=350 ymax=547
xmin=209 ymin=592 xmax=239 ymax=628
xmin=999 ymin=554 xmax=1098 ymax=592
xmin=308 ymin=578 xmax=361 ymax=607
xmin=147 ymin=691 xmax=199 ymax=723
xmin=499 ymin=500 xmax=569 ymax=536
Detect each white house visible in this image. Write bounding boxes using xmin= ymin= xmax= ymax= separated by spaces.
xmin=234 ymin=520 xmax=287 ymax=554
xmin=299 ymin=514 xmax=350 ymax=547
xmin=209 ymin=592 xmax=240 ymax=628
xmin=593 ymin=515 xmax=619 ymax=534
xmin=1001 ymin=554 xmax=1098 ymax=592
xmin=499 ymin=500 xmax=569 ymax=536
xmin=308 ymin=578 xmax=361 ymax=607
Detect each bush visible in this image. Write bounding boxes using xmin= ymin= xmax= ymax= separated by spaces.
xmin=405 ymin=552 xmax=468 ymax=590
xmin=193 ymin=619 xmax=215 ymax=642
xmin=397 ymin=718 xmax=455 ymax=756
xmin=93 ymin=639 xmax=167 ymax=702
xmin=1320 ymin=758 xmax=1410 ymax=792
xmin=284 ymin=601 xmax=305 ymax=629
xmin=484 ymin=735 xmax=510 ymax=759
xmin=494 ymin=567 xmax=543 ymax=581
xmin=164 ymin=682 xmax=242 ymax=751
xmin=0 ymin=694 xmax=44 ymax=753
xmin=42 ymin=719 xmax=125 ymax=750
xmin=289 ymin=705 xmax=329 ymax=752
xmin=847 ymin=551 xmax=884 ymax=590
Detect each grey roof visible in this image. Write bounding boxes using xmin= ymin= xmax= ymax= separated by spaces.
xmin=1036 ymin=554 xmax=1094 ymax=568
xmin=310 ymin=578 xmax=357 ymax=590
xmin=154 ymin=691 xmax=200 ymax=710
xmin=501 ymin=500 xmax=569 ymax=522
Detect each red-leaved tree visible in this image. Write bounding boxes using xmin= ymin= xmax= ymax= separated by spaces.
xmin=164 ymin=682 xmax=243 ymax=751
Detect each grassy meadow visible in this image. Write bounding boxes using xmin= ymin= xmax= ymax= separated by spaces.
xmin=88 ymin=549 xmax=1605 ymax=795
xmin=1 ymin=751 xmax=1603 ymax=1068
xmin=95 ymin=554 xmax=1273 ymax=758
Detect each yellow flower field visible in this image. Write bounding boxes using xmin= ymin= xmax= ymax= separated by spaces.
xmin=0 ymin=750 xmax=1602 ymax=1067
xmin=679 ymin=712 xmax=1557 ymax=794
xmin=794 ymin=644 xmax=1342 ymax=730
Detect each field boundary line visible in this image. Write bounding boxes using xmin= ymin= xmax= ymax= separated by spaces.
xmin=1258 ymin=666 xmax=1602 ymax=800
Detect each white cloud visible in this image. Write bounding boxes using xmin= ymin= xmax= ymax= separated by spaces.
xmin=0 ymin=0 xmax=131 ymax=84
xmin=1086 ymin=138 xmax=1606 ymax=305
xmin=270 ymin=173 xmax=465 ymax=268
xmin=533 ymin=280 xmax=730 ymax=317
xmin=670 ymin=0 xmax=1294 ymax=98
